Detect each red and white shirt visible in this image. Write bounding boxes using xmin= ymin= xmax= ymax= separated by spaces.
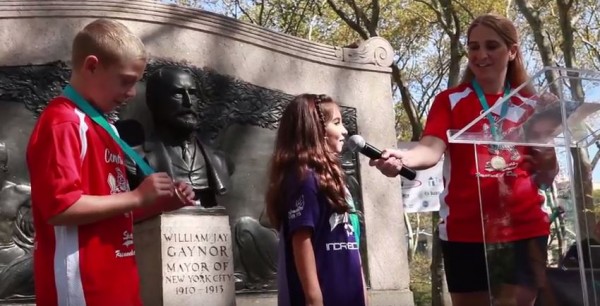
xmin=423 ymin=83 xmax=551 ymax=243
xmin=27 ymin=97 xmax=141 ymax=306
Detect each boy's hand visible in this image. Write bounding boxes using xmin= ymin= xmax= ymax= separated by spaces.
xmin=134 ymin=173 xmax=174 ymax=206
xmin=174 ymin=181 xmax=196 ymax=205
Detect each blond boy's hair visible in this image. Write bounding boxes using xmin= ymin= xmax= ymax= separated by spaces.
xmin=72 ymin=18 xmax=147 ymax=69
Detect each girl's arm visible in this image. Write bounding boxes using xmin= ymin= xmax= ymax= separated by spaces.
xmin=292 ymin=228 xmax=323 ymax=306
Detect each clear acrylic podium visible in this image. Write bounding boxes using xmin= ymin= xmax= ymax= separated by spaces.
xmin=448 ymin=67 xmax=600 ymax=306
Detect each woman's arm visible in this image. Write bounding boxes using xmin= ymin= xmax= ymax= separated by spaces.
xmin=401 ymin=136 xmax=447 ymax=170
xmin=292 ymin=228 xmax=323 ymax=306
xmin=369 ymin=135 xmax=447 ymax=177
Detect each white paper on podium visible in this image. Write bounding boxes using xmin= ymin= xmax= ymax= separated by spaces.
xmin=398 ymin=142 xmax=444 ymax=213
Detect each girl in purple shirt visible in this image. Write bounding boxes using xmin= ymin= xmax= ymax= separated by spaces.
xmin=266 ymin=94 xmax=367 ymax=306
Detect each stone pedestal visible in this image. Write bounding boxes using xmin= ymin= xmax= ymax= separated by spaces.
xmin=134 ymin=206 xmax=236 ymax=306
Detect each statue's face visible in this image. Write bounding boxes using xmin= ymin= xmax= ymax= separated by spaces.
xmin=149 ymin=69 xmax=200 ymax=132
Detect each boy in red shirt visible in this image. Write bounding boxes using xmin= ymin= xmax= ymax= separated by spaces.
xmin=26 ymin=18 xmax=194 ymax=306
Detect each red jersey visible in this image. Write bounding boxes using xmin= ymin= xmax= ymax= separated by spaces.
xmin=27 ymin=97 xmax=141 ymax=306
xmin=423 ymin=83 xmax=551 ymax=243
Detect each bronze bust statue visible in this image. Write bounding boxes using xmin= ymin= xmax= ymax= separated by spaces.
xmin=125 ymin=67 xmax=233 ymax=208
xmin=123 ymin=67 xmax=279 ymax=291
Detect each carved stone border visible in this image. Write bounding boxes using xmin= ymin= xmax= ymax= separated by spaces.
xmin=337 ymin=37 xmax=395 ymax=68
xmin=0 ymin=0 xmax=393 ymax=72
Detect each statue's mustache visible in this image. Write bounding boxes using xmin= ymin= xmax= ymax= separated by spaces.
xmin=175 ymin=110 xmax=197 ymax=118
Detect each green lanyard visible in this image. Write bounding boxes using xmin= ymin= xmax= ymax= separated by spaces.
xmin=344 ymin=187 xmax=361 ymax=246
xmin=471 ymin=80 xmax=511 ymax=140
xmin=62 ymin=85 xmax=155 ymax=176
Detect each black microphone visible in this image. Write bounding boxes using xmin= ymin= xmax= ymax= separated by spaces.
xmin=346 ymin=135 xmax=417 ymax=180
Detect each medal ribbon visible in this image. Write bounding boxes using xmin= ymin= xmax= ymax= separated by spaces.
xmin=344 ymin=187 xmax=361 ymax=246
xmin=62 ymin=85 xmax=155 ymax=176
xmin=471 ymin=80 xmax=511 ymax=140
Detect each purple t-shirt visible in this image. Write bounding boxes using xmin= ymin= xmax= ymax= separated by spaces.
xmin=277 ymin=170 xmax=365 ymax=306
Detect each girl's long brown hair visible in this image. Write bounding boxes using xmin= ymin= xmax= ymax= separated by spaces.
xmin=265 ymin=94 xmax=348 ymax=229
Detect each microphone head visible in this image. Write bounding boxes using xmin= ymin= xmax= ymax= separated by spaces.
xmin=346 ymin=135 xmax=366 ymax=153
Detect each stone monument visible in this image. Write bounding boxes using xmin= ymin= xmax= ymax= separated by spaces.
xmin=0 ymin=1 xmax=414 ymax=305
xmin=133 ymin=208 xmax=236 ymax=306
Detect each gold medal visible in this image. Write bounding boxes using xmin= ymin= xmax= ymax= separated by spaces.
xmin=490 ymin=156 xmax=507 ymax=170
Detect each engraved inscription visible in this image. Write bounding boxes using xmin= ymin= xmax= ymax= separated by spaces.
xmin=162 ymin=230 xmax=234 ymax=298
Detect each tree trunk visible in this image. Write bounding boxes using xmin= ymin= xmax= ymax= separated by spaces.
xmin=515 ymin=0 xmax=560 ymax=95
xmin=438 ymin=0 xmax=462 ymax=88
xmin=430 ymin=213 xmax=451 ymax=306
xmin=392 ymin=65 xmax=422 ymax=141
xmin=428 ymin=2 xmax=461 ymax=304
xmin=557 ymin=0 xmax=596 ymax=239
xmin=572 ymin=148 xmax=596 ymax=239
xmin=518 ymin=0 xmax=596 ymax=254
xmin=430 ymin=0 xmax=463 ymax=306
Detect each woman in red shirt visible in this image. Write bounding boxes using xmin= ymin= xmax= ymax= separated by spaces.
xmin=371 ymin=14 xmax=558 ymax=306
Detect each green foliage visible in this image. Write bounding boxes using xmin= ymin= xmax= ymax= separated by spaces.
xmin=395 ymin=104 xmax=413 ymax=141
xmin=410 ymin=253 xmax=433 ymax=306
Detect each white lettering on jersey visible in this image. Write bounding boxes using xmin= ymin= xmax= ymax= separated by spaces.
xmin=325 ymin=242 xmax=359 ymax=251
xmin=288 ymin=194 xmax=305 ymax=220
xmin=114 ymin=231 xmax=135 ymax=258
xmin=105 ymin=148 xmax=124 ymax=165
xmin=115 ymin=250 xmax=136 ymax=258
xmin=122 ymin=231 xmax=134 ymax=247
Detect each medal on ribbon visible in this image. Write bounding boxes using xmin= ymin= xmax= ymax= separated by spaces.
xmin=472 ymin=80 xmax=511 ymax=171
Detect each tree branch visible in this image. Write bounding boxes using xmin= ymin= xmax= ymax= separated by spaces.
xmin=257 ymin=0 xmax=266 ymax=25
xmin=285 ymin=0 xmax=314 ymax=35
xmin=574 ymin=28 xmax=600 ymax=67
xmin=235 ymin=0 xmax=257 ymax=24
xmin=515 ymin=0 xmax=560 ymax=95
xmin=414 ymin=0 xmax=451 ymax=36
xmin=392 ymin=64 xmax=422 ymax=140
xmin=371 ymin=0 xmax=380 ymax=34
xmin=437 ymin=0 xmax=462 ymax=86
xmin=326 ymin=0 xmax=369 ymax=39
xmin=505 ymin=0 xmax=513 ymax=18
xmin=345 ymin=0 xmax=378 ymax=36
xmin=452 ymin=0 xmax=475 ymax=20
xmin=592 ymin=150 xmax=600 ymax=171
